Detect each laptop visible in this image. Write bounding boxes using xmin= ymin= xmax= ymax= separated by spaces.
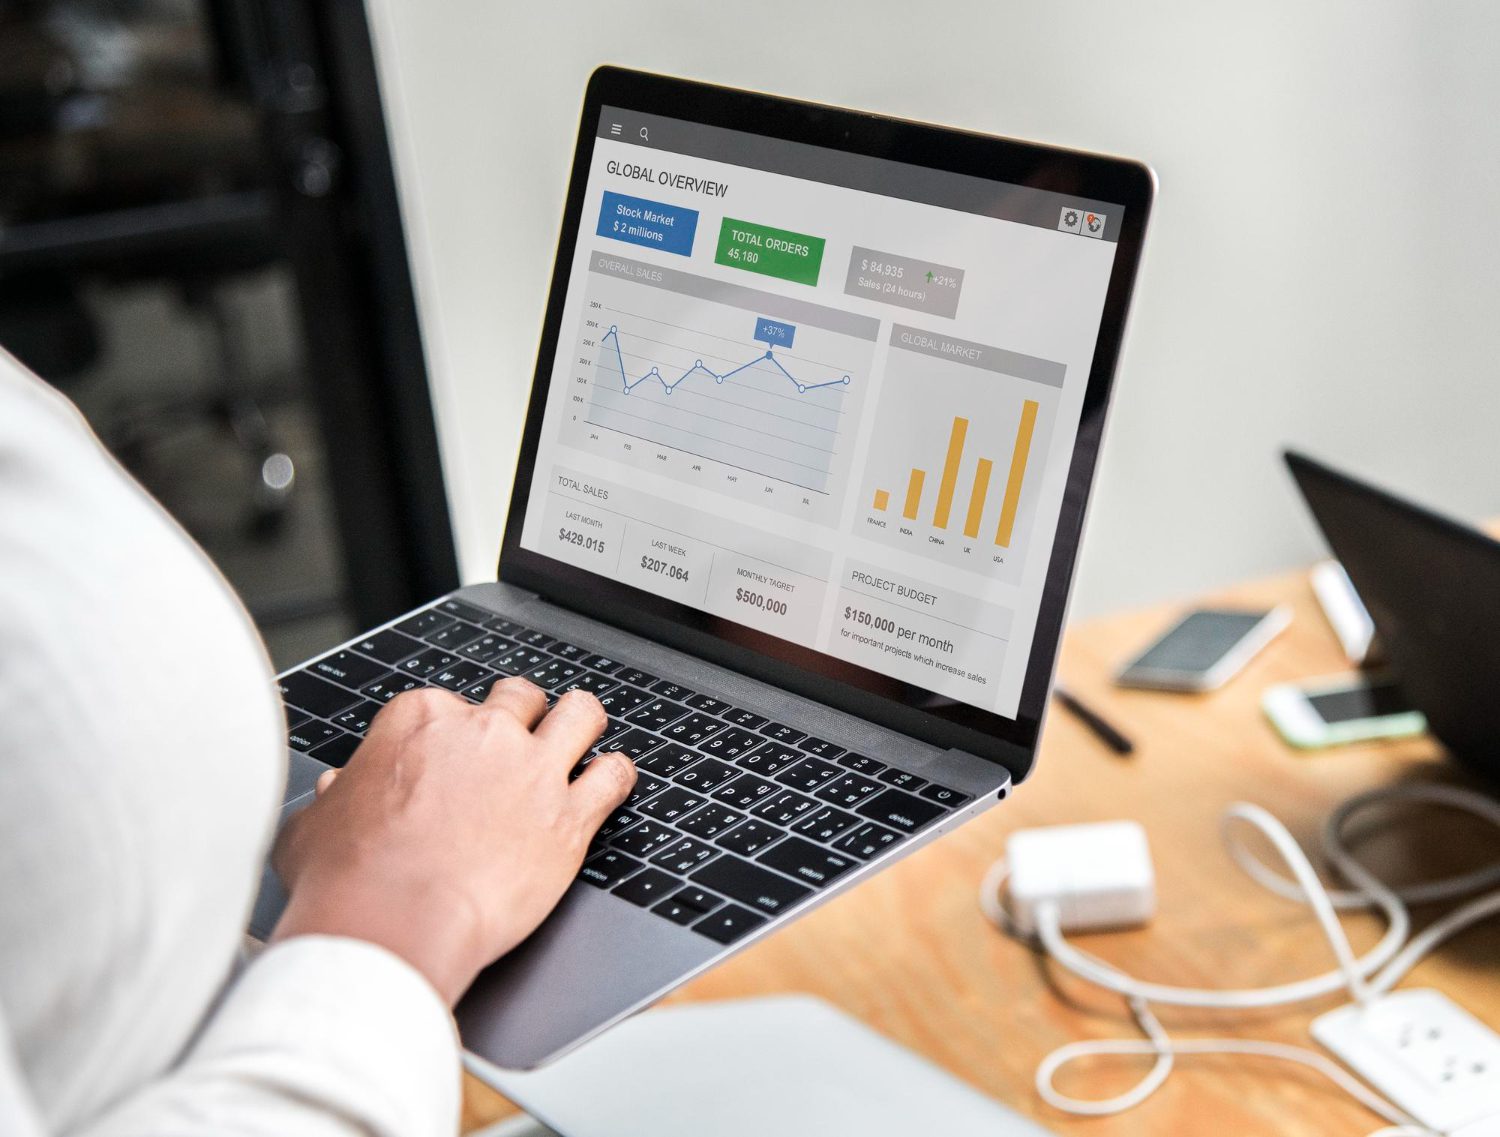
xmin=251 ymin=67 xmax=1154 ymax=1071
xmin=1285 ymin=450 xmax=1500 ymax=781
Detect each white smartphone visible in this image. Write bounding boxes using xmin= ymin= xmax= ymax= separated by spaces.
xmin=1262 ymin=672 xmax=1426 ymax=749
xmin=1115 ymin=607 xmax=1291 ymax=692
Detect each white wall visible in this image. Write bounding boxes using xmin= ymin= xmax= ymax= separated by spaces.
xmin=365 ymin=0 xmax=1500 ymax=618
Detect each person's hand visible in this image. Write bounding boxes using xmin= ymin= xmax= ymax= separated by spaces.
xmin=270 ymin=678 xmax=636 ymax=1006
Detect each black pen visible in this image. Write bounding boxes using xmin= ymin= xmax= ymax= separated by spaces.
xmin=1053 ymin=684 xmax=1135 ymax=756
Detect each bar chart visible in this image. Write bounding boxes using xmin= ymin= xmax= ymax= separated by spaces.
xmin=856 ymin=325 xmax=1064 ymax=581
xmin=874 ymin=401 xmax=1040 ymax=546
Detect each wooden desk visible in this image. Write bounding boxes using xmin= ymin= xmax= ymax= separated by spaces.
xmin=461 ymin=566 xmax=1500 ymax=1135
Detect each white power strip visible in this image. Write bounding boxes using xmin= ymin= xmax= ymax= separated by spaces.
xmin=1312 ymin=989 xmax=1500 ymax=1134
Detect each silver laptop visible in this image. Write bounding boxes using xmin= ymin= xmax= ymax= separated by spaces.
xmin=252 ymin=67 xmax=1153 ymax=1071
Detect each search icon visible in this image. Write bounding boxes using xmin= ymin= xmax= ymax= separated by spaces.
xmin=640 ymin=126 xmax=649 ymax=141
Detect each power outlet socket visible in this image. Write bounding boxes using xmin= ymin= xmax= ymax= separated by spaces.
xmin=1313 ymin=989 xmax=1500 ymax=1133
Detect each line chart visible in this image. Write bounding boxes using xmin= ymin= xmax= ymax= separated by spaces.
xmin=559 ymin=256 xmax=878 ymax=520
xmin=599 ymin=325 xmax=852 ymax=397
xmin=584 ymin=314 xmax=858 ymax=495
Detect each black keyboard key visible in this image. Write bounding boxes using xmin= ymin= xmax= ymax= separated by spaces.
xmin=551 ymin=641 xmax=588 ymax=661
xmin=668 ymin=885 xmax=722 ymax=914
xmin=437 ymin=598 xmax=492 ymax=624
xmin=285 ymin=709 xmax=312 ymax=730
xmin=878 ymin=768 xmax=926 ymax=791
xmin=837 ymin=752 xmax=887 ymax=775
xmin=693 ymin=903 xmax=767 ymax=945
xmin=332 ymin=700 xmax=382 ymax=735
xmin=597 ymin=684 xmax=653 ymax=716
xmin=752 ymin=788 xmax=820 ymax=826
xmin=426 ymin=621 xmax=484 ymax=650
xmin=796 ymin=736 xmax=846 ymax=760
xmin=759 ymin=721 xmax=807 ymax=746
xmin=651 ymin=837 xmax=719 ymax=874
xmin=526 ymin=659 xmax=584 ymax=689
xmin=623 ymin=774 xmax=669 ymax=810
xmin=309 ymin=731 xmax=360 ymax=768
xmin=395 ymin=610 xmax=454 ymax=638
xmin=712 ymin=773 xmax=779 ymax=811
xmin=596 ymin=808 xmax=640 ymax=841
xmin=856 ymin=788 xmax=946 ymax=833
xmin=289 ymin=719 xmax=341 ymax=751
xmin=637 ymin=785 xmax=706 ymax=823
xmin=650 ymin=680 xmax=695 ymax=701
xmin=596 ymin=716 xmax=631 ymax=747
xmin=580 ymin=653 xmax=623 ymax=674
xmin=611 ymin=819 xmax=677 ymax=858
xmin=834 ymin=821 xmax=903 ymax=860
xmin=636 ymin=742 xmax=699 ymax=778
xmin=691 ymin=855 xmax=811 ymax=916
xmin=461 ymin=675 xmax=497 ymax=702
xmin=715 ymin=819 xmax=783 ymax=857
xmin=360 ymin=672 xmax=424 ymax=703
xmin=484 ymin=616 xmax=524 ymax=636
xmin=400 ymin=648 xmax=459 ymax=678
xmin=659 ymin=712 xmax=726 ymax=747
xmin=515 ymin=629 xmax=556 ymax=648
xmin=558 ymin=670 xmax=618 ymax=697
xmin=815 ymin=771 xmax=885 ymax=809
xmin=919 ymin=782 xmax=971 ymax=808
xmin=492 ymin=646 xmax=549 ymax=675
xmin=758 ymin=836 xmax=855 ymax=888
xmin=625 ymin=698 xmax=691 ymax=731
xmin=279 ymin=671 xmax=361 ymax=718
xmin=675 ymin=758 xmax=737 ymax=793
xmin=579 ymin=849 xmax=642 ymax=888
xmin=698 ymin=726 xmax=762 ymax=760
xmin=608 ymin=728 xmax=664 ymax=761
xmin=613 ymin=868 xmax=679 ymax=906
xmin=615 ymin=667 xmax=658 ymax=688
xmin=459 ymin=633 xmax=512 ymax=663
xmin=792 ymin=804 xmax=859 ymax=843
xmin=652 ymin=896 xmax=709 ymax=925
xmin=684 ymin=693 xmax=731 ymax=714
xmin=351 ymin=628 xmax=426 ymax=666
xmin=737 ymin=743 xmax=802 ymax=777
xmin=720 ymin=707 xmax=768 ymax=730
xmin=774 ymin=757 xmax=843 ymax=794
xmin=429 ymin=661 xmax=490 ymax=692
xmin=677 ymin=803 xmax=744 ymax=840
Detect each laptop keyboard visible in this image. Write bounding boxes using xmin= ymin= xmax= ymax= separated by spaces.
xmin=277 ymin=598 xmax=971 ymax=946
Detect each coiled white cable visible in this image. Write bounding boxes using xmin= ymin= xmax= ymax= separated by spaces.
xmin=979 ymin=784 xmax=1500 ymax=1135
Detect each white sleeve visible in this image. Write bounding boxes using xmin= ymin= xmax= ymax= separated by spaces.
xmin=49 ymin=938 xmax=461 ymax=1137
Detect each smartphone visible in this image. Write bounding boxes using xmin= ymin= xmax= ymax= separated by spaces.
xmin=1115 ymin=607 xmax=1291 ymax=692
xmin=1262 ymin=673 xmax=1426 ymax=749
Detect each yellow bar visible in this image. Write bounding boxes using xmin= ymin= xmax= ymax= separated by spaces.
xmin=932 ymin=416 xmax=969 ymax=529
xmin=902 ymin=469 xmax=927 ymax=520
xmin=963 ymin=457 xmax=994 ymax=539
xmin=873 ymin=488 xmax=890 ymax=511
xmin=995 ymin=400 xmax=1040 ymax=547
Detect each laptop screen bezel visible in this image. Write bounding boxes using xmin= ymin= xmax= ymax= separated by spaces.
xmin=497 ymin=66 xmax=1153 ymax=782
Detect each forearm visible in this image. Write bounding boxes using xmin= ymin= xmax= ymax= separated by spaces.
xmin=68 ymin=938 xmax=460 ymax=1137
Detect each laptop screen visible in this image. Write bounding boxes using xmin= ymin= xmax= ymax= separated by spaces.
xmin=507 ymin=74 xmax=1147 ymax=767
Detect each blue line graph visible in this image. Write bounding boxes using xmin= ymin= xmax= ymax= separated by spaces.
xmin=600 ymin=325 xmax=851 ymax=397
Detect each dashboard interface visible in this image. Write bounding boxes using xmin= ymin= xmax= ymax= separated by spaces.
xmin=519 ymin=104 xmax=1124 ymax=722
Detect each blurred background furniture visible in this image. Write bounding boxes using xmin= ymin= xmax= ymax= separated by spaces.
xmin=0 ymin=0 xmax=458 ymax=664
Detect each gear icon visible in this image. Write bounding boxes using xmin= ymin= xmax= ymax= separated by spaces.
xmin=1064 ymin=210 xmax=1079 ymax=227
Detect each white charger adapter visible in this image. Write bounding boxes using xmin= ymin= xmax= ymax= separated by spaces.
xmin=1004 ymin=820 xmax=1156 ymax=936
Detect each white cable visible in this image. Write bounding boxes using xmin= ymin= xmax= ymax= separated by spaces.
xmin=1035 ymin=998 xmax=1421 ymax=1128
xmin=1029 ymin=802 xmax=1396 ymax=1008
xmin=978 ymin=783 xmax=1500 ymax=1132
xmin=1226 ymin=784 xmax=1500 ymax=909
